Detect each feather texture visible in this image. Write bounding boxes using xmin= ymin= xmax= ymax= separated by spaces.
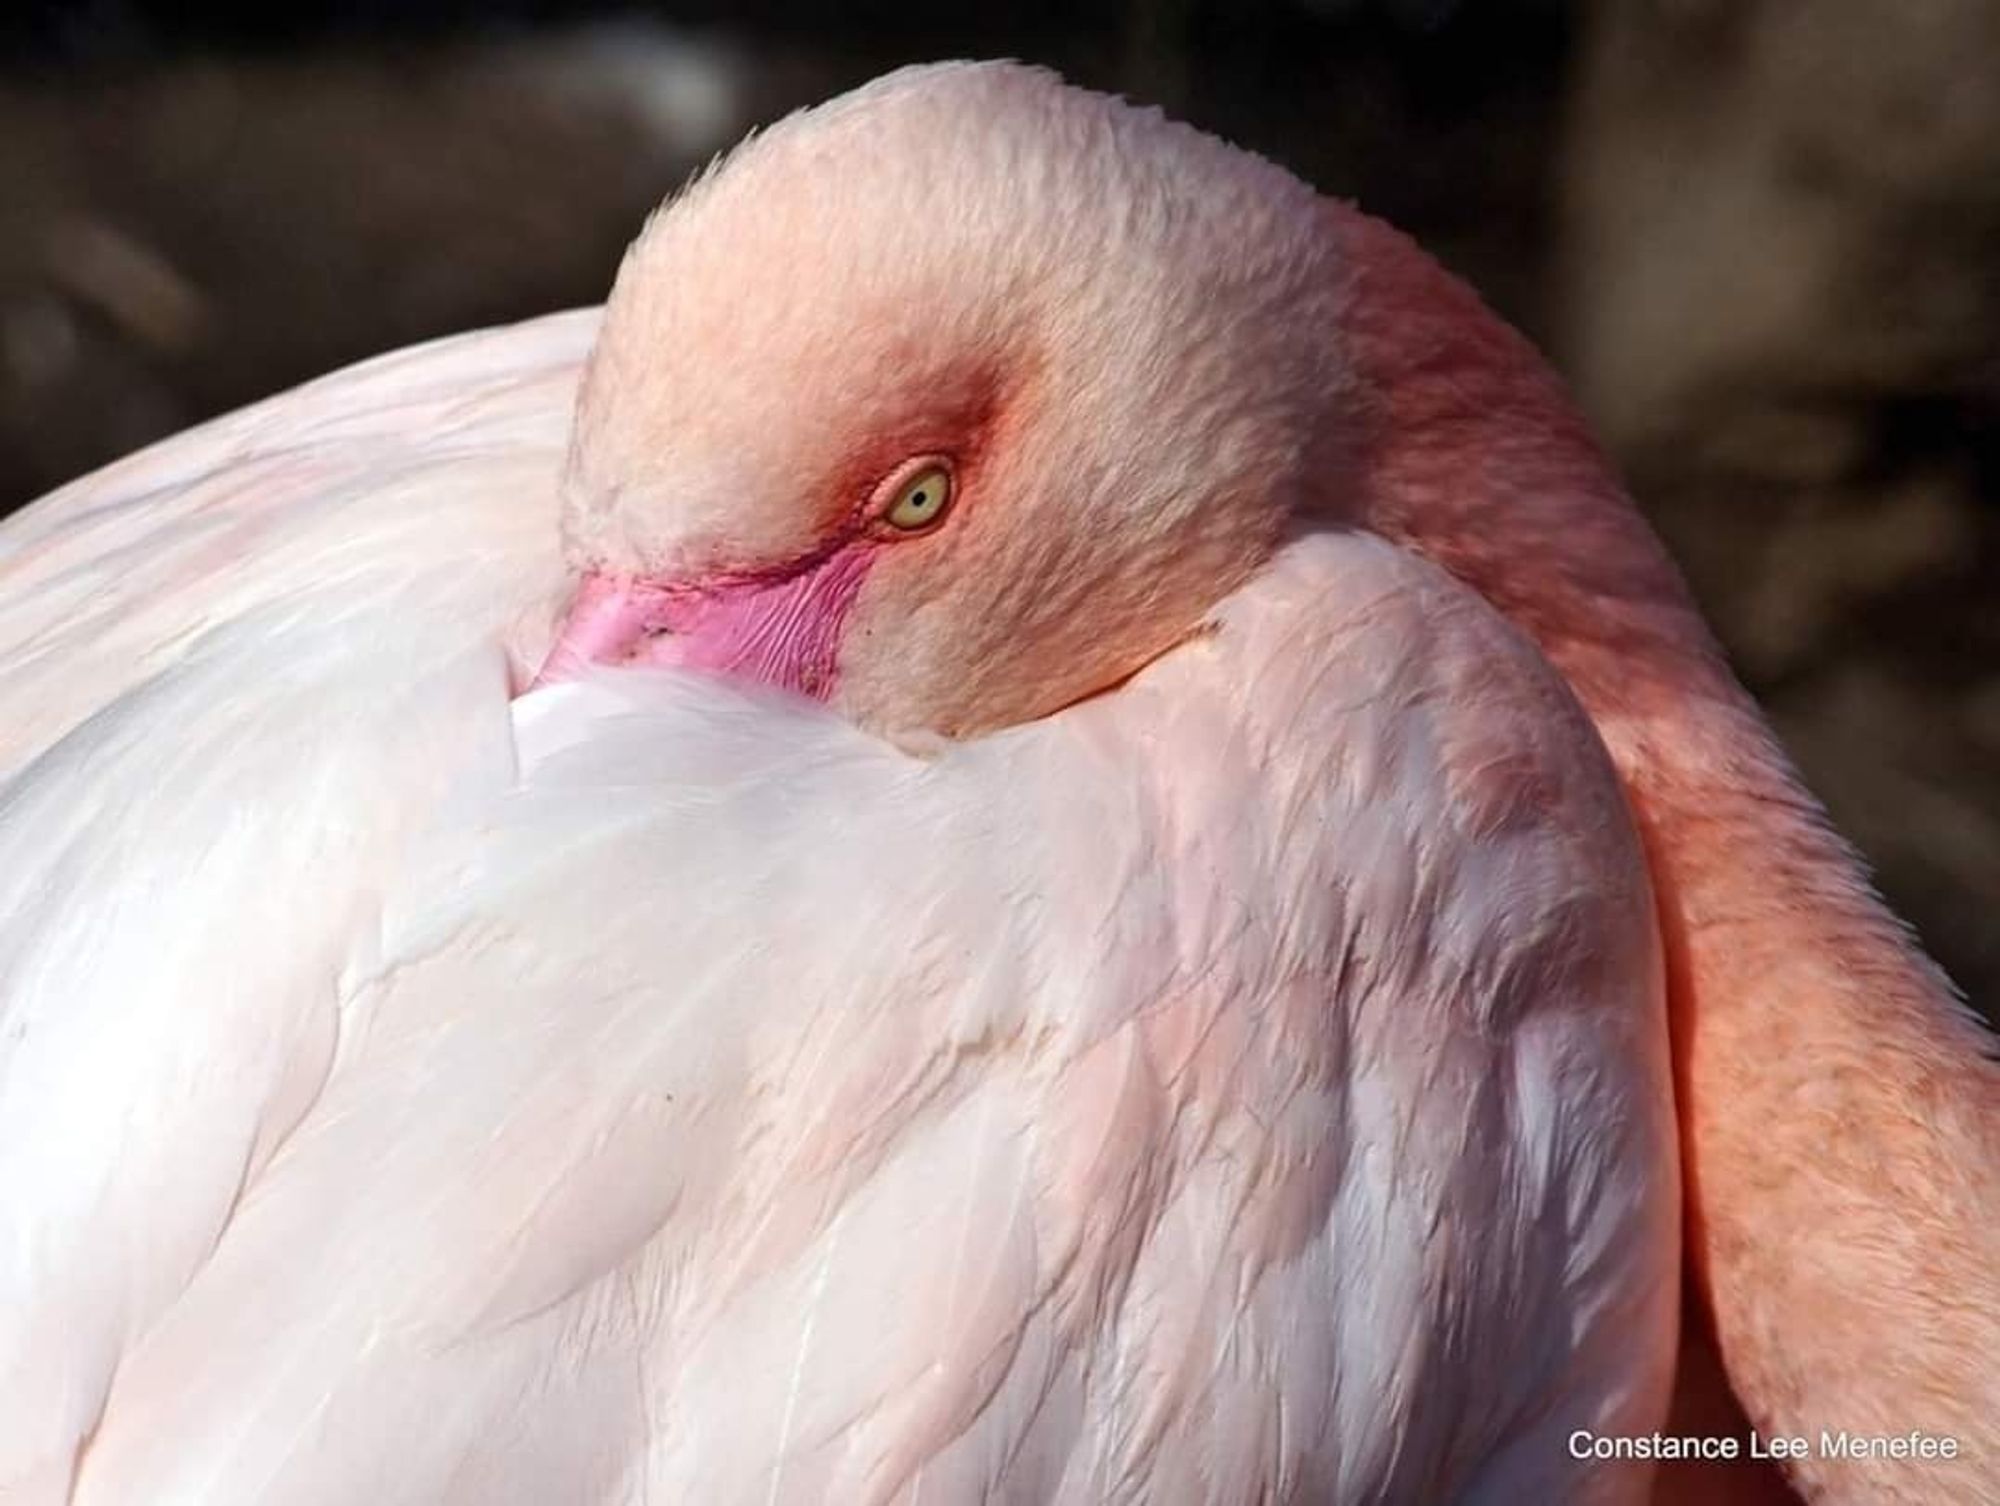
xmin=0 ymin=316 xmax=1676 ymax=1503
xmin=0 ymin=314 xmax=589 ymax=1502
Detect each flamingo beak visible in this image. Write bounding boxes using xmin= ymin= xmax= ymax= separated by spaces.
xmin=530 ymin=571 xmax=673 ymax=688
xmin=530 ymin=548 xmax=879 ymax=702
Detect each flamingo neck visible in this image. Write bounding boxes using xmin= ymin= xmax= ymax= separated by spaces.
xmin=1329 ymin=201 xmax=2000 ymax=1497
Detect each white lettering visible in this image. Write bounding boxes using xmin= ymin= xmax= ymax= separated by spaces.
xmin=1565 ymin=1432 xmax=1742 ymax=1461
xmin=1817 ymin=1430 xmax=1961 ymax=1460
xmin=1750 ymin=1432 xmax=1808 ymax=1460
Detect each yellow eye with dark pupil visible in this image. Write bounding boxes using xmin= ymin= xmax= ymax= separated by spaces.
xmin=884 ymin=466 xmax=953 ymax=531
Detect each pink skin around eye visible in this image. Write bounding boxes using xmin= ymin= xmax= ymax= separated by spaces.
xmin=530 ymin=540 xmax=881 ymax=701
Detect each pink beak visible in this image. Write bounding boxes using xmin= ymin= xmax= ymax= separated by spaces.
xmin=531 ymin=548 xmax=879 ymax=702
xmin=530 ymin=572 xmax=680 ymax=687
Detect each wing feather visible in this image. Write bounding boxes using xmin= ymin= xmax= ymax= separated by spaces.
xmin=3 ymin=331 xmax=1678 ymax=1506
xmin=0 ymin=313 xmax=590 ymax=1503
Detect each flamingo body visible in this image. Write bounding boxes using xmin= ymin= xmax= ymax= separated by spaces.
xmin=1 ymin=311 xmax=1677 ymax=1501
xmin=4 ymin=57 xmax=1992 ymax=1506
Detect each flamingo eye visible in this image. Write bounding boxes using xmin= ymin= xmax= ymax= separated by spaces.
xmin=882 ymin=464 xmax=954 ymax=532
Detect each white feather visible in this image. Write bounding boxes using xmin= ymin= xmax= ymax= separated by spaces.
xmin=1 ymin=317 xmax=1677 ymax=1505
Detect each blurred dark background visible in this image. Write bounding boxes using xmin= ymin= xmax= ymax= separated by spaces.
xmin=4 ymin=0 xmax=1996 ymax=1016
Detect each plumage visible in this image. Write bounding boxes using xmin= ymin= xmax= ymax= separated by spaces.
xmin=0 ymin=313 xmax=589 ymax=1503
xmin=0 ymin=57 xmax=1990 ymax=1506
xmin=0 ymin=307 xmax=1677 ymax=1499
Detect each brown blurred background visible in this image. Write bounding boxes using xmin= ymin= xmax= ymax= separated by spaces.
xmin=4 ymin=0 xmax=1996 ymax=1017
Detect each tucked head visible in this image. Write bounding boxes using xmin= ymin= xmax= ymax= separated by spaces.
xmin=541 ymin=60 xmax=1351 ymax=738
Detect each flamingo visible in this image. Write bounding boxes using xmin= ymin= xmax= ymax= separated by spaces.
xmin=0 ymin=60 xmax=1991 ymax=1506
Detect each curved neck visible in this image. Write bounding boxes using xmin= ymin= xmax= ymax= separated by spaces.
xmin=1328 ymin=203 xmax=1999 ymax=1498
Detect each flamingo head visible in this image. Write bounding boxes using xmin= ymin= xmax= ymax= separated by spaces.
xmin=541 ymin=61 xmax=1352 ymax=740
